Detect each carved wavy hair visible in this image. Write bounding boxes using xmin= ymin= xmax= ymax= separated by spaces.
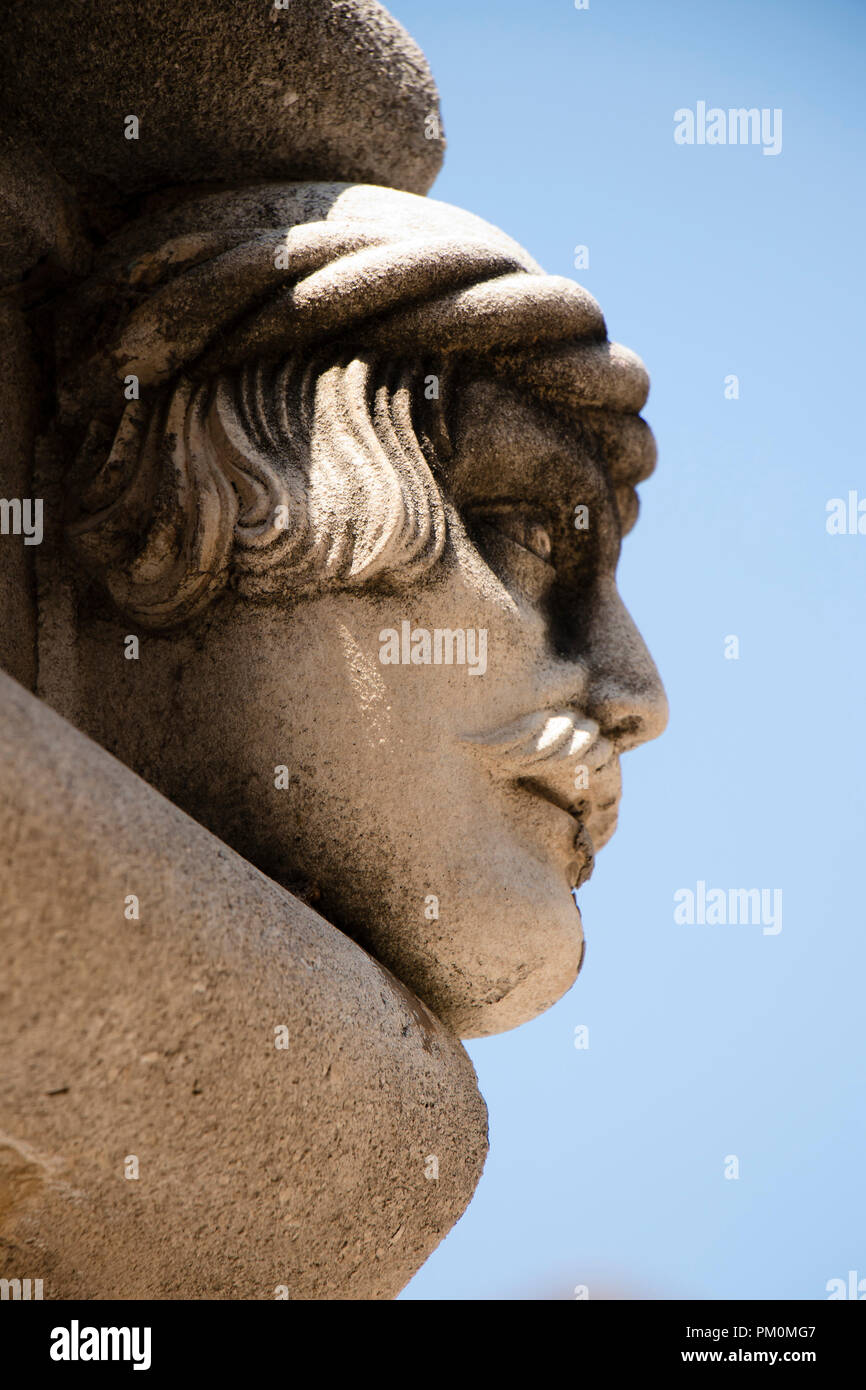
xmin=69 ymin=350 xmax=454 ymax=627
xmin=59 ymin=182 xmax=656 ymax=629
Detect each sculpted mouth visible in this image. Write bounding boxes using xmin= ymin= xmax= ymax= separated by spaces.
xmin=519 ymin=777 xmax=597 ymax=890
xmin=465 ymin=706 xmax=622 ymax=888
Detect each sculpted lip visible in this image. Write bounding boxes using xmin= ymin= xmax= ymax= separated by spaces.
xmin=465 ymin=707 xmax=599 ymax=766
xmin=465 ymin=706 xmax=620 ymax=888
xmin=518 ymin=778 xmax=597 ymax=889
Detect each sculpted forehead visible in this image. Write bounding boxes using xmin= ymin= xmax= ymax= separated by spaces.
xmin=448 ymin=377 xmax=644 ymax=541
xmin=448 ymin=377 xmax=614 ymax=516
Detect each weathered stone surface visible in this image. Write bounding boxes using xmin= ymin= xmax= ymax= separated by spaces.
xmin=0 ymin=671 xmax=487 ymax=1299
xmin=0 ymin=0 xmax=444 ymax=216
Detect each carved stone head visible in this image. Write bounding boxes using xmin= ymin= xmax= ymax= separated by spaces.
xmin=46 ymin=181 xmax=667 ymax=1037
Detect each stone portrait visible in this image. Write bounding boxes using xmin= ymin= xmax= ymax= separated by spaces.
xmin=52 ymin=181 xmax=667 ymax=1037
xmin=0 ymin=0 xmax=666 ymax=1298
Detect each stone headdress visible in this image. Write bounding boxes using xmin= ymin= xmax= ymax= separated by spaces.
xmin=54 ymin=182 xmax=656 ymax=627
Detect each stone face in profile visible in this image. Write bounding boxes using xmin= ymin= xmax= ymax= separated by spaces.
xmin=52 ymin=182 xmax=668 ymax=1039
xmin=1 ymin=0 xmax=668 ymax=1298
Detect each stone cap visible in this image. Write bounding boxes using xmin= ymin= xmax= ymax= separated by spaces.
xmin=0 ymin=0 xmax=444 ymax=217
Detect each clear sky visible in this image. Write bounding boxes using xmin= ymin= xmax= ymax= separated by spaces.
xmin=391 ymin=0 xmax=866 ymax=1299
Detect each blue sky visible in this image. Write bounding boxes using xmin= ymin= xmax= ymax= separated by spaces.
xmin=392 ymin=0 xmax=866 ymax=1299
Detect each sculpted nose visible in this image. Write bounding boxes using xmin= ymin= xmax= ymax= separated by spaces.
xmin=583 ymin=582 xmax=668 ymax=752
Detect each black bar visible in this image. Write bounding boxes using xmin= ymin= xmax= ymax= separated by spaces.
xmin=1 ymin=1298 xmax=861 ymax=1375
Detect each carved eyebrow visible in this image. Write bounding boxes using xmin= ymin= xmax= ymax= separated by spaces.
xmin=454 ymin=440 xmax=606 ymax=510
xmin=447 ymin=379 xmax=648 ymax=529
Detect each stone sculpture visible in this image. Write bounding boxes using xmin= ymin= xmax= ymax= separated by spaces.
xmin=0 ymin=0 xmax=666 ymax=1298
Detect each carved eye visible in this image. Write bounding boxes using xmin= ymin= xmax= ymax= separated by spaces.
xmin=524 ymin=522 xmax=553 ymax=561
xmin=466 ymin=505 xmax=557 ymax=604
xmin=472 ymin=508 xmax=555 ymax=566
